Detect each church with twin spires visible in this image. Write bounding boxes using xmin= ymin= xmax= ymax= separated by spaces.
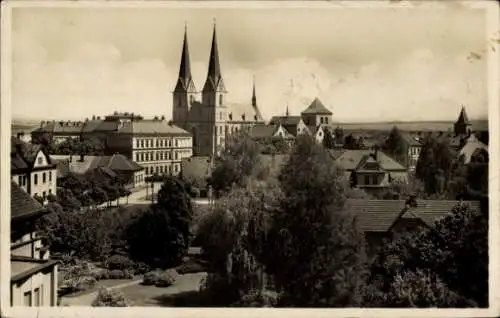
xmin=172 ymin=23 xmax=265 ymax=157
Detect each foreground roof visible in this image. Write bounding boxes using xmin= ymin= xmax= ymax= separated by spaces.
xmin=335 ymin=149 xmax=406 ymax=171
xmin=11 ymin=182 xmax=44 ymax=221
xmin=118 ymin=120 xmax=190 ymax=136
xmin=348 ymin=199 xmax=481 ymax=232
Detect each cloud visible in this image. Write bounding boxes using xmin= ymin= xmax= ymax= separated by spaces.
xmin=12 ymin=34 xmax=487 ymax=122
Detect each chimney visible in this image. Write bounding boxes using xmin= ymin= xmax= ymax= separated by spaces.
xmin=69 ymin=154 xmax=73 ymax=163
xmin=80 ymin=153 xmax=84 ymax=162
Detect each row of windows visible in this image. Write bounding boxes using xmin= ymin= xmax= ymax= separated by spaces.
xmin=319 ymin=116 xmax=329 ymax=124
xmin=361 ymin=174 xmax=379 ymax=186
xmin=23 ymin=285 xmax=44 ymax=307
xmin=144 ymin=164 xmax=180 ymax=176
xmin=135 ymin=174 xmax=144 ymax=184
xmin=18 ymin=171 xmax=54 ymax=187
xmin=33 ymin=171 xmax=53 ymax=185
xmin=135 ymin=151 xmax=187 ymax=162
xmin=135 ymin=138 xmax=181 ymax=149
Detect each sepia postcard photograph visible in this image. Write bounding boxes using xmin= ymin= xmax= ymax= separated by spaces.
xmin=1 ymin=1 xmax=499 ymax=317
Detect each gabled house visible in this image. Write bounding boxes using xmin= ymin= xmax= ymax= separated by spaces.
xmin=11 ymin=182 xmax=59 ymax=306
xmin=348 ymin=197 xmax=481 ymax=255
xmin=51 ymin=154 xmax=145 ymax=189
xmin=11 ymin=137 xmax=57 ymax=204
xmin=248 ymin=124 xmax=295 ymax=146
xmin=268 ymin=115 xmax=309 ymax=137
xmin=335 ymin=149 xmax=408 ymax=195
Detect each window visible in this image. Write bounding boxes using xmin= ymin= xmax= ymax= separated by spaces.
xmin=156 ymin=153 xmax=159 ymax=160
xmin=174 ymin=152 xmax=178 ymax=160
xmin=364 ymin=175 xmax=370 ymax=185
xmin=24 ymin=291 xmax=32 ymax=306
xmin=140 ymin=153 xmax=144 ymax=162
xmin=38 ymin=157 xmax=43 ymax=165
xmin=160 ymin=166 xmax=164 ymax=173
xmin=34 ymin=174 xmax=38 ymax=185
xmin=141 ymin=140 xmax=144 ymax=148
xmin=174 ymin=164 xmax=179 ymax=172
xmin=49 ymin=171 xmax=52 ymax=182
xmin=33 ymin=287 xmax=40 ymax=306
xmin=43 ymin=191 xmax=46 ymax=200
xmin=156 ymin=139 xmax=159 ymax=147
xmin=219 ymin=94 xmax=223 ymax=106
xmin=18 ymin=176 xmax=22 ymax=185
xmin=136 ymin=140 xmax=140 ymax=148
xmin=155 ymin=166 xmax=159 ymax=174
xmin=23 ymin=176 xmax=27 ymax=186
xmin=320 ymin=117 xmax=324 ymax=124
xmin=175 ymin=139 xmax=179 ymax=147
xmin=49 ymin=189 xmax=52 ymax=195
xmin=325 ymin=117 xmax=329 ymax=124
xmin=42 ymin=172 xmax=46 ymax=183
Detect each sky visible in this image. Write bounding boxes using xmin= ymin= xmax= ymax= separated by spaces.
xmin=10 ymin=2 xmax=490 ymax=122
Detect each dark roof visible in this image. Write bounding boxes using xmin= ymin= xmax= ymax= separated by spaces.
xmin=203 ymin=24 xmax=225 ymax=93
xmin=348 ymin=199 xmax=481 ymax=232
xmin=248 ymin=124 xmax=295 ymax=140
xmin=269 ymin=116 xmax=303 ymax=126
xmin=174 ymin=26 xmax=196 ymax=93
xmin=301 ymin=98 xmax=332 ymax=115
xmin=335 ymin=149 xmax=406 ymax=171
xmin=456 ymin=106 xmax=471 ymax=125
xmin=11 ymin=182 xmax=44 ymax=221
xmin=11 ymin=137 xmax=51 ymax=170
xmin=118 ymin=120 xmax=190 ymax=136
xmin=81 ymin=119 xmax=104 ymax=133
xmin=90 ymin=154 xmax=144 ymax=172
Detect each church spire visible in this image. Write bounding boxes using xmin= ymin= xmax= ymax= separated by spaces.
xmin=251 ymin=75 xmax=257 ymax=107
xmin=285 ymin=105 xmax=290 ymax=117
xmin=203 ymin=20 xmax=225 ymax=93
xmin=174 ymin=22 xmax=195 ymax=93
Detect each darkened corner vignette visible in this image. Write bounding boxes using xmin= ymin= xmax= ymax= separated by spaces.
xmin=1 ymin=0 xmax=500 ymax=317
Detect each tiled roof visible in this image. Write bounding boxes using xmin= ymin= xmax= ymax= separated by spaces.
xmin=118 ymin=120 xmax=190 ymax=136
xmin=181 ymin=156 xmax=212 ymax=187
xmin=301 ymin=98 xmax=332 ymax=115
xmin=248 ymin=125 xmax=280 ymax=139
xmin=335 ymin=149 xmax=406 ymax=171
xmin=52 ymin=154 xmax=143 ymax=174
xmin=11 ymin=182 xmax=44 ymax=221
xmin=11 ymin=137 xmax=49 ymax=168
xmin=269 ymin=116 xmax=303 ymax=126
xmin=348 ymin=199 xmax=481 ymax=232
xmin=91 ymin=154 xmax=144 ymax=172
xmin=227 ymin=103 xmax=264 ymax=123
xmin=81 ymin=119 xmax=104 ymax=133
xmin=95 ymin=120 xmax=120 ymax=132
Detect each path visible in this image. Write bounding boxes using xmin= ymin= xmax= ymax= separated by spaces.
xmin=59 ymin=279 xmax=143 ymax=306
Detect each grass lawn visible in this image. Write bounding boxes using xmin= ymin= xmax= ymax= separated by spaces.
xmin=118 ymin=272 xmax=207 ymax=307
xmin=63 ymin=278 xmax=139 ymax=298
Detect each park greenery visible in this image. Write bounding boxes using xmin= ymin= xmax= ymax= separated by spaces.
xmin=35 ymin=128 xmax=488 ymax=307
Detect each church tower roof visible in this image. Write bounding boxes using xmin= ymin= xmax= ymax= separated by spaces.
xmin=456 ymin=105 xmax=471 ymax=126
xmin=203 ymin=21 xmax=226 ymax=93
xmin=174 ymin=23 xmax=196 ymax=93
xmin=251 ymin=76 xmax=263 ymax=120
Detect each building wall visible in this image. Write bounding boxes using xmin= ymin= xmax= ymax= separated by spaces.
xmin=407 ymin=145 xmax=421 ymax=171
xmin=105 ymin=134 xmax=133 ymax=157
xmin=301 ymin=114 xmax=332 ymax=127
xmin=132 ymin=135 xmax=193 ymax=177
xmin=11 ymin=266 xmax=57 ymax=307
xmin=12 ymin=173 xmax=29 ymax=193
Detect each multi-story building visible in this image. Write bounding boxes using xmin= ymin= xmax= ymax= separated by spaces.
xmin=11 ymin=181 xmax=58 ymax=306
xmin=31 ymin=120 xmax=83 ymax=144
xmin=11 ymin=137 xmax=57 ymax=203
xmin=105 ymin=118 xmax=192 ymax=177
xmin=171 ymin=23 xmax=264 ymax=157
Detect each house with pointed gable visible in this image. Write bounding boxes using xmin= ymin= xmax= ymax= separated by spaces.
xmin=11 ymin=137 xmax=57 ymax=204
xmin=335 ymin=148 xmax=408 ymax=195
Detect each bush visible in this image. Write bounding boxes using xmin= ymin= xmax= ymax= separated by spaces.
xmin=105 ymin=255 xmax=135 ymax=271
xmin=176 ymin=261 xmax=207 ymax=274
xmin=91 ymin=268 xmax=108 ymax=281
xmin=92 ymin=287 xmax=133 ymax=307
xmin=237 ymin=289 xmax=279 ymax=307
xmin=107 ymin=269 xmax=133 ymax=280
xmin=156 ymin=269 xmax=179 ymax=287
xmin=134 ymin=262 xmax=151 ymax=275
xmin=143 ymin=271 xmax=160 ymax=286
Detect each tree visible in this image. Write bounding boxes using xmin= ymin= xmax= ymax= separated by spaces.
xmin=367 ymin=201 xmax=487 ymax=307
xmin=322 ymin=127 xmax=335 ymax=149
xmin=126 ymin=177 xmax=193 ymax=268
xmin=208 ymin=132 xmax=264 ymax=195
xmin=415 ymin=134 xmax=459 ymax=197
xmin=263 ymin=134 xmax=367 ymax=307
xmin=333 ymin=126 xmax=344 ymax=146
xmin=343 ymin=134 xmax=361 ymax=150
xmin=384 ymin=126 xmax=407 ymax=166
